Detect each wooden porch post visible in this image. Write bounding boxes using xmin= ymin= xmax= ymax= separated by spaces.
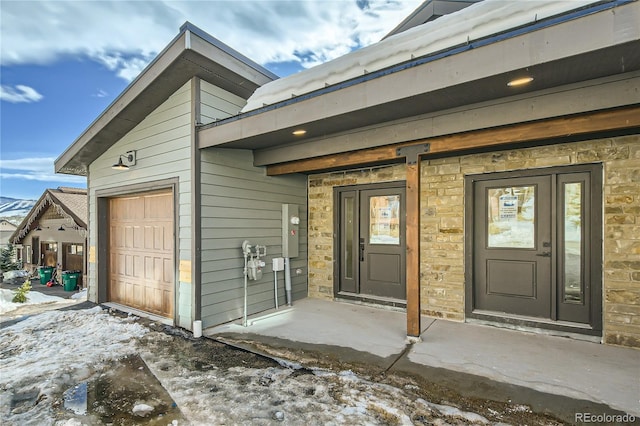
xmin=397 ymin=144 xmax=429 ymax=338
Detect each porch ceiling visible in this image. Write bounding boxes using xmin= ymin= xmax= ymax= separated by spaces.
xmin=198 ymin=1 xmax=640 ymax=166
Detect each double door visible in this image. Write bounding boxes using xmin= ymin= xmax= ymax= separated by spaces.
xmin=337 ymin=183 xmax=406 ymax=300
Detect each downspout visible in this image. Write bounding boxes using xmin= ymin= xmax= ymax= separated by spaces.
xmin=191 ymin=77 xmax=203 ymax=337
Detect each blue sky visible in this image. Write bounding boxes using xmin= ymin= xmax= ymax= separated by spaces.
xmin=0 ymin=0 xmax=420 ymax=200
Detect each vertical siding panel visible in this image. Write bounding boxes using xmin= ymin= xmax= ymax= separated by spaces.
xmin=200 ymin=148 xmax=308 ymax=328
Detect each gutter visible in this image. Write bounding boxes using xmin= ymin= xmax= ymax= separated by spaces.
xmin=200 ymin=0 xmax=632 ymax=130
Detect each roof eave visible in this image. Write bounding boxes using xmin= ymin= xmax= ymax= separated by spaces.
xmin=197 ymin=0 xmax=640 ymax=158
xmin=55 ymin=23 xmax=277 ymax=176
xmin=384 ymin=0 xmax=482 ymax=39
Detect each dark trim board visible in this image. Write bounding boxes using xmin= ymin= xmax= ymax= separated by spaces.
xmin=464 ymin=163 xmax=603 ymax=335
xmin=332 ymin=181 xmax=410 ymax=313
xmin=95 ymin=178 xmax=180 ymax=324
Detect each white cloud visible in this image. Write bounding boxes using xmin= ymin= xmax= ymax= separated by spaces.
xmin=93 ymin=89 xmax=108 ymax=98
xmin=0 ymin=84 xmax=43 ymax=103
xmin=0 ymin=0 xmax=421 ymax=81
xmin=0 ymin=157 xmax=85 ymax=184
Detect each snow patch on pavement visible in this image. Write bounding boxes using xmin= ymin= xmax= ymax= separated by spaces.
xmin=70 ymin=288 xmax=87 ymax=300
xmin=0 ymin=288 xmax=66 ymax=314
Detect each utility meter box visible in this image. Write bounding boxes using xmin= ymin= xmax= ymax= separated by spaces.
xmin=282 ymin=204 xmax=300 ymax=258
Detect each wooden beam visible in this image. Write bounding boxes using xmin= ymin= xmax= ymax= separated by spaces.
xmin=405 ymin=159 xmax=421 ymax=338
xmin=267 ymin=106 xmax=640 ymax=175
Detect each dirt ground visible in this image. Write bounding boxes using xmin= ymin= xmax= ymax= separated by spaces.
xmin=134 ymin=316 xmax=564 ymax=425
xmin=3 ymin=304 xmax=570 ymax=425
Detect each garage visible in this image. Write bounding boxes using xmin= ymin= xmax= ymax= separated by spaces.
xmin=108 ymin=190 xmax=174 ymax=318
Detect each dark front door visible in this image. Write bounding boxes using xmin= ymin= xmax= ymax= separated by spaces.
xmin=468 ymin=165 xmax=602 ymax=331
xmin=474 ymin=176 xmax=552 ymax=318
xmin=337 ymin=183 xmax=406 ymax=301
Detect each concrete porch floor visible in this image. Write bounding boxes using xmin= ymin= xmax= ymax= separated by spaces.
xmin=206 ymin=298 xmax=639 ymax=422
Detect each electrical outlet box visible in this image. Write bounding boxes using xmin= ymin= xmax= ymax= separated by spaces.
xmin=272 ymin=257 xmax=285 ymax=271
xmin=282 ymin=204 xmax=300 ymax=258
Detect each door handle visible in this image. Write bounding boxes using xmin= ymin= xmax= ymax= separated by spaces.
xmin=536 ymin=251 xmax=551 ymax=257
xmin=359 ymin=238 xmax=365 ymax=262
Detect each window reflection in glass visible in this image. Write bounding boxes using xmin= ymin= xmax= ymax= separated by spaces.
xmin=487 ymin=186 xmax=535 ymax=248
xmin=369 ymin=195 xmax=400 ymax=245
xmin=563 ymin=182 xmax=583 ymax=303
xmin=68 ymin=244 xmax=83 ymax=255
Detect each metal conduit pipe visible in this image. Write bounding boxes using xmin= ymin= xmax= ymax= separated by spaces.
xmin=285 ymin=257 xmax=292 ymax=306
xmin=243 ymin=249 xmax=249 ymax=327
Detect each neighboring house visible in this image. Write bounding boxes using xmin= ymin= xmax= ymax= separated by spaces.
xmin=0 ymin=219 xmax=18 ymax=248
xmin=55 ymin=0 xmax=640 ymax=348
xmin=0 ymin=219 xmax=19 ymax=269
xmin=11 ymin=187 xmax=88 ymax=287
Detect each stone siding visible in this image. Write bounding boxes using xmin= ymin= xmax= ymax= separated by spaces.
xmin=307 ymin=135 xmax=640 ymax=348
xmin=308 ymin=165 xmax=406 ymax=299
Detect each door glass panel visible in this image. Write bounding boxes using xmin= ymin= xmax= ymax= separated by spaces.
xmin=369 ymin=195 xmax=400 ymax=245
xmin=345 ymin=197 xmax=354 ymax=279
xmin=563 ymin=182 xmax=583 ymax=303
xmin=487 ymin=186 xmax=535 ymax=248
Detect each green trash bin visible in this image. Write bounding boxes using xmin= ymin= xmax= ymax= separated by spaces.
xmin=38 ymin=266 xmax=54 ymax=285
xmin=62 ymin=271 xmax=80 ymax=291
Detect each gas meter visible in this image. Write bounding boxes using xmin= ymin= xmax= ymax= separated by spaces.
xmin=242 ymin=240 xmax=266 ymax=281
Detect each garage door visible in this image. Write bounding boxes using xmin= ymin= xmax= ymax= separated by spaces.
xmin=109 ymin=190 xmax=174 ymax=318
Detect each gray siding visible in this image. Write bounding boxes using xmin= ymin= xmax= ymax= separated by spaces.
xmin=200 ymin=148 xmax=307 ymax=327
xmin=88 ymin=81 xmax=193 ymax=328
xmin=200 ymin=80 xmax=246 ymax=125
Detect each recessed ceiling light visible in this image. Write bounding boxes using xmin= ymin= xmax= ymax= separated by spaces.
xmin=292 ymin=129 xmax=307 ymax=136
xmin=507 ymin=76 xmax=534 ymax=87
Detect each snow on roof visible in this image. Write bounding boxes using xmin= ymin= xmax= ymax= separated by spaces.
xmin=242 ymin=0 xmax=600 ymax=113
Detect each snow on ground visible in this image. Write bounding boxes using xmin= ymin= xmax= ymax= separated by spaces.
xmin=0 ymin=307 xmax=147 ymax=425
xmin=0 ymin=288 xmax=68 ymax=314
xmin=70 ymin=289 xmax=87 ymax=300
xmin=141 ymin=334 xmax=491 ymax=426
xmin=1 ymin=305 xmax=495 ymax=425
xmin=0 ymin=287 xmax=86 ymax=320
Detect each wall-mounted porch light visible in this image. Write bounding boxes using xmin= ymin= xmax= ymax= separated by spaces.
xmin=58 ymin=225 xmax=65 ymax=231
xmin=112 ymin=150 xmax=136 ymax=170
